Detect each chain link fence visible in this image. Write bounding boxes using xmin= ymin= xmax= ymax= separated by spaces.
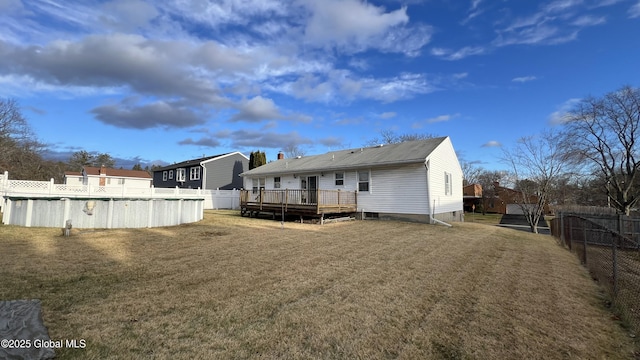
xmin=550 ymin=210 xmax=640 ymax=334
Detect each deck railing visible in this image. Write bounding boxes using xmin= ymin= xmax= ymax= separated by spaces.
xmin=240 ymin=189 xmax=357 ymax=213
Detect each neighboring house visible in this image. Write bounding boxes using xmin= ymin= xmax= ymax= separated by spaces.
xmin=463 ymin=184 xmax=482 ymax=212
xmin=240 ymin=137 xmax=463 ymax=223
xmin=64 ymin=166 xmax=152 ymax=188
xmin=483 ymin=181 xmax=550 ymax=215
xmin=153 ymin=152 xmax=248 ymax=190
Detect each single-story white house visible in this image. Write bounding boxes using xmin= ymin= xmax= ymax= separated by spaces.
xmin=240 ymin=137 xmax=463 ymax=223
xmin=64 ymin=166 xmax=152 ymax=188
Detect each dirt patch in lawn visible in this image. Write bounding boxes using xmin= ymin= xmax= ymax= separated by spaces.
xmin=0 ymin=210 xmax=636 ymax=359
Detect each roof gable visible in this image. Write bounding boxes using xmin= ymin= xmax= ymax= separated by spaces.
xmin=83 ymin=167 xmax=152 ymax=179
xmin=242 ymin=137 xmax=449 ymax=177
xmin=154 ymin=153 xmax=231 ymax=171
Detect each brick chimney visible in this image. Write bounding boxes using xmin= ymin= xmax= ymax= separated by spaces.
xmin=277 ymin=151 xmax=284 ymax=160
xmin=99 ymin=165 xmax=106 ymax=175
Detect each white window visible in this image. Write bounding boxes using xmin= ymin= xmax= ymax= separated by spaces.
xmin=252 ymin=178 xmax=266 ymax=193
xmin=176 ymin=168 xmax=186 ymax=182
xmin=335 ymin=172 xmax=344 ymax=186
xmin=445 ymin=172 xmax=452 ymax=196
xmin=190 ymin=166 xmax=201 ymax=180
xmin=274 ymin=177 xmax=281 ymax=189
xmin=358 ymin=170 xmax=369 ymax=192
xmin=162 ymin=171 xmax=168 ymax=181
xmin=118 ymin=178 xmax=125 ymax=185
xmin=169 ymin=170 xmax=173 ymax=180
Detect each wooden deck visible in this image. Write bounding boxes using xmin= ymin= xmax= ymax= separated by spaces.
xmin=240 ymin=189 xmax=357 ymax=218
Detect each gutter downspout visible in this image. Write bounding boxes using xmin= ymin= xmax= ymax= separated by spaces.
xmin=425 ymin=160 xmax=452 ymax=227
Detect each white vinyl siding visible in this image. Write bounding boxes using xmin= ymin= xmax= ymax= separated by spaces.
xmin=426 ymin=138 xmax=463 ymax=214
xmin=357 ymin=164 xmax=429 ymax=215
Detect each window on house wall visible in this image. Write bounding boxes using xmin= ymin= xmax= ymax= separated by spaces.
xmin=162 ymin=171 xmax=168 ymax=181
xmin=358 ymin=170 xmax=369 ymax=192
xmin=176 ymin=168 xmax=186 ymax=182
xmin=118 ymin=178 xmax=125 ymax=185
xmin=274 ymin=177 xmax=281 ymax=188
xmin=169 ymin=170 xmax=173 ymax=180
xmin=190 ymin=167 xmax=201 ymax=180
xmin=335 ymin=172 xmax=344 ymax=186
xmin=252 ymin=178 xmax=266 ymax=193
xmin=445 ymin=172 xmax=452 ymax=195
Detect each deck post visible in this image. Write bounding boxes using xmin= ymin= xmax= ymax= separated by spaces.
xmin=260 ymin=188 xmax=264 ymax=210
xmin=316 ymin=188 xmax=320 ymax=214
xmin=337 ymin=190 xmax=341 ymax=212
xmin=285 ymin=189 xmax=289 ymax=212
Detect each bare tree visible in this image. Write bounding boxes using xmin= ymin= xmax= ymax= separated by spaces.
xmin=282 ymin=144 xmax=306 ymax=158
xmin=365 ymin=130 xmax=437 ymax=146
xmin=476 ymin=169 xmax=506 ymax=215
xmin=562 ymin=86 xmax=640 ymax=215
xmin=502 ymin=130 xmax=567 ymax=233
xmin=0 ymin=98 xmax=49 ymax=179
xmin=460 ymin=160 xmax=483 ymax=185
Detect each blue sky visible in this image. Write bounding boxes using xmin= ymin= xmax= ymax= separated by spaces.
xmin=1 ymin=0 xmax=639 ymax=170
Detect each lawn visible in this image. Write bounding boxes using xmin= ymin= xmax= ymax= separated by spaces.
xmin=0 ymin=210 xmax=636 ymax=359
xmin=463 ymin=212 xmax=503 ymax=225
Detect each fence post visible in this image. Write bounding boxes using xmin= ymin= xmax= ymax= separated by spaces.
xmin=612 ymin=237 xmax=618 ymax=298
xmin=618 ymin=214 xmax=624 ymax=237
xmin=559 ymin=212 xmax=565 ymax=245
xmin=49 ymin=178 xmax=54 ymax=195
xmin=567 ymin=216 xmax=572 ymax=251
xmin=583 ymin=224 xmax=587 ymax=264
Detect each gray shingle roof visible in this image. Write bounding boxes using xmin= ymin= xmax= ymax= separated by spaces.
xmin=154 ymin=153 xmax=231 ymax=171
xmin=241 ymin=137 xmax=448 ymax=177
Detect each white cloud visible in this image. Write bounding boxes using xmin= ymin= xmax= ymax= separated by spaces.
xmin=482 ymin=140 xmax=502 ymax=147
xmin=100 ymin=0 xmax=159 ymax=31
xmin=629 ymin=1 xmax=640 ymax=17
xmin=230 ymin=96 xmax=283 ymax=122
xmin=512 ymin=76 xmax=537 ymax=83
xmin=431 ymin=46 xmax=486 ymax=61
xmin=428 ymin=114 xmax=459 ymax=123
xmin=215 ymin=129 xmax=313 ymax=149
xmin=379 ymin=112 xmax=397 ymax=119
xmin=304 ymin=0 xmax=408 ymax=47
xmin=412 ymin=113 xmax=460 ymax=128
xmin=571 ymin=15 xmax=606 ymax=26
xmin=549 ymin=98 xmax=582 ymax=124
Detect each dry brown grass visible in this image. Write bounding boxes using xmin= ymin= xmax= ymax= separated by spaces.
xmin=0 ymin=210 xmax=636 ymax=359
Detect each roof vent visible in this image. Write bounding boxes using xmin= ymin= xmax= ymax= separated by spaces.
xmin=296 ymin=156 xmax=302 ymax=159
